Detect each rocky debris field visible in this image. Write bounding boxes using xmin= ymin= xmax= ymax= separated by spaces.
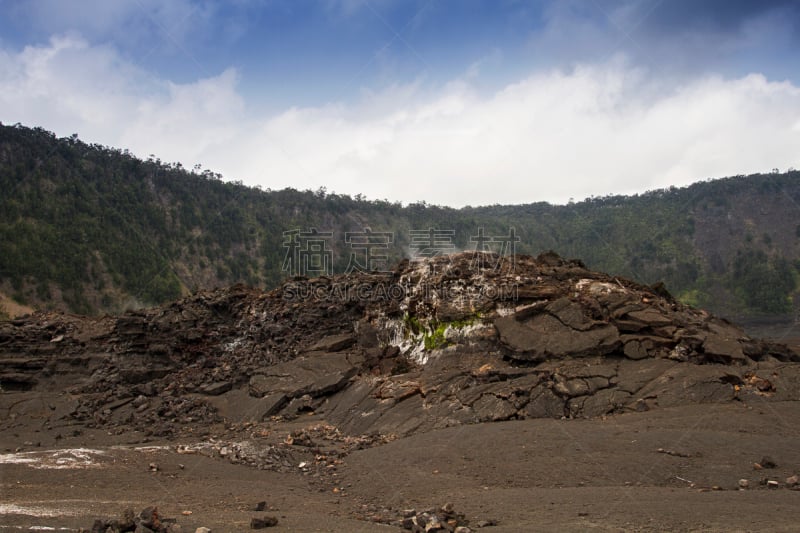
xmin=80 ymin=505 xmax=279 ymax=532
xmin=83 ymin=506 xmax=183 ymax=532
xmin=3 ymin=251 xmax=800 ymax=530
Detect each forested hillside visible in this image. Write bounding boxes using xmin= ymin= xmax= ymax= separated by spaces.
xmin=0 ymin=123 xmax=797 ymax=321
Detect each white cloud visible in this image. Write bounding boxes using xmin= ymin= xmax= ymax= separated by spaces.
xmin=231 ymin=60 xmax=800 ymax=205
xmin=1 ymin=36 xmax=799 ymax=207
xmin=0 ymin=34 xmax=243 ymax=167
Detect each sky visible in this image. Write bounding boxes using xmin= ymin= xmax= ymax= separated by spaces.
xmin=0 ymin=0 xmax=799 ymax=206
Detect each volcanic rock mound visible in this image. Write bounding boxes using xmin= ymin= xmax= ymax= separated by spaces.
xmin=1 ymin=251 xmax=798 ymax=439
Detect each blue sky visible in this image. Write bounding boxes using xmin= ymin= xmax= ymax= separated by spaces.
xmin=1 ymin=0 xmax=799 ymax=205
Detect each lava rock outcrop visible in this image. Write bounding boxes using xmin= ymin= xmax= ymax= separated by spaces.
xmin=1 ymin=251 xmax=799 ymax=438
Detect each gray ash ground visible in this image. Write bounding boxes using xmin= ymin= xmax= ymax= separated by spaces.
xmin=3 ymin=252 xmax=800 ymax=531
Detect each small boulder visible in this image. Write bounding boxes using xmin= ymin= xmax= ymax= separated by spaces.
xmin=250 ymin=516 xmax=278 ymax=529
xmin=308 ymin=334 xmax=355 ymax=352
xmin=760 ymin=456 xmax=778 ymax=469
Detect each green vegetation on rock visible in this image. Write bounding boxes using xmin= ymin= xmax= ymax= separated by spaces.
xmin=423 ymin=322 xmax=450 ymax=351
xmin=403 ymin=312 xmax=481 ymax=351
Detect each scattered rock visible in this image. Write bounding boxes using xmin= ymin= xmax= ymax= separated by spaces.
xmin=656 ymin=447 xmax=693 ymax=458
xmin=760 ymin=456 xmax=778 ymax=469
xmin=83 ymin=506 xmax=177 ymax=533
xmin=200 ymin=381 xmax=233 ymax=396
xmin=250 ymin=516 xmax=278 ymax=529
xmin=308 ymin=333 xmax=355 ymax=352
xmin=139 ymin=506 xmax=160 ymax=530
xmin=395 ymin=503 xmax=470 ymax=532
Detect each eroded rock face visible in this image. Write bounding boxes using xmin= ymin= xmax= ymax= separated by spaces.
xmin=495 ymin=312 xmax=621 ymax=361
xmin=1 ymin=251 xmax=798 ymax=438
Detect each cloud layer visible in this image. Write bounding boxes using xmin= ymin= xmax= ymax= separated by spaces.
xmin=1 ymin=35 xmax=799 ymax=206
